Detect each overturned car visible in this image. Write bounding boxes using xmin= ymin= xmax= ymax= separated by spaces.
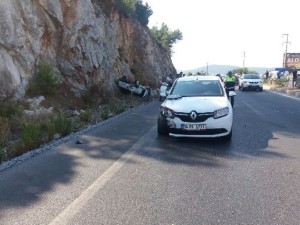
xmin=117 ymin=76 xmax=151 ymax=97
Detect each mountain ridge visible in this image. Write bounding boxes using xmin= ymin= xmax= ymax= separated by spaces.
xmin=181 ymin=64 xmax=272 ymax=75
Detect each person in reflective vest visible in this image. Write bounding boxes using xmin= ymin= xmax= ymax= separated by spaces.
xmin=224 ymin=71 xmax=236 ymax=98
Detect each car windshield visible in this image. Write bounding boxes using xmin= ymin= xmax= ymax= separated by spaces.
xmin=244 ymin=74 xmax=260 ymax=79
xmin=170 ymin=80 xmax=224 ymax=97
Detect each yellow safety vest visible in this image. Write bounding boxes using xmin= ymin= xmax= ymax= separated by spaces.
xmin=225 ymin=76 xmax=236 ymax=82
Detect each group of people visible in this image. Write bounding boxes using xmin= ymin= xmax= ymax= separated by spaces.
xmin=264 ymin=69 xmax=298 ymax=87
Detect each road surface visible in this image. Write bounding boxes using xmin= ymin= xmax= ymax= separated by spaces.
xmin=0 ymin=89 xmax=300 ymax=225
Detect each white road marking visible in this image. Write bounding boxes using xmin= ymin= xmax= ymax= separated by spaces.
xmin=49 ymin=126 xmax=156 ymax=225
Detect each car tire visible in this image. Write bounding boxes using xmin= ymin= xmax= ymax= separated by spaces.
xmin=260 ymin=87 xmax=263 ymax=91
xmin=157 ymin=116 xmax=169 ymax=136
xmin=241 ymin=85 xmax=244 ymax=91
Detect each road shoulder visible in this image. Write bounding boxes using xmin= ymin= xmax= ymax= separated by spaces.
xmin=264 ymin=84 xmax=300 ymax=99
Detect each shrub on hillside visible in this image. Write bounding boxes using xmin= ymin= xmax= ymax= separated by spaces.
xmin=27 ymin=61 xmax=60 ymax=96
xmin=79 ymin=109 xmax=93 ymax=123
xmin=0 ymin=117 xmax=11 ymax=148
xmin=0 ymin=100 xmax=24 ymax=119
xmin=12 ymin=122 xmax=42 ymax=156
xmin=52 ymin=114 xmax=73 ymax=136
xmin=0 ymin=147 xmax=5 ymax=162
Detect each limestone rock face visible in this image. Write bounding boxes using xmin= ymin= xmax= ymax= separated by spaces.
xmin=0 ymin=0 xmax=175 ymax=99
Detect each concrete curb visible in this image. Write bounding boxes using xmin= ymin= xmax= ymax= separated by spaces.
xmin=264 ymin=85 xmax=300 ymax=99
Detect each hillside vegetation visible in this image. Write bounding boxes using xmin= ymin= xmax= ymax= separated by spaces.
xmin=0 ymin=0 xmax=185 ymax=165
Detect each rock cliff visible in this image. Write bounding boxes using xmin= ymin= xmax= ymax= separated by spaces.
xmin=0 ymin=0 xmax=175 ymax=99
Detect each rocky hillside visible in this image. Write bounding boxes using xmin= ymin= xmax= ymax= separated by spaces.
xmin=0 ymin=0 xmax=175 ymax=99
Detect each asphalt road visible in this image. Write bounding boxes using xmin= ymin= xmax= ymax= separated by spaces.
xmin=0 ymin=89 xmax=300 ymax=225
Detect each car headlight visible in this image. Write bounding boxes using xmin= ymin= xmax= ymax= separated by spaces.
xmin=213 ymin=107 xmax=229 ymax=119
xmin=160 ymin=106 xmax=175 ymax=118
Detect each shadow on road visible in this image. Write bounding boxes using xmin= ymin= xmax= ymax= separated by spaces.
xmin=0 ymin=97 xmax=298 ymax=215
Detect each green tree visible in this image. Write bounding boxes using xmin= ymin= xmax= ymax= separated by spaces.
xmin=196 ymin=71 xmax=206 ymax=75
xmin=116 ymin=0 xmax=136 ymax=16
xmin=116 ymin=0 xmax=152 ymax=25
xmin=150 ymin=23 xmax=182 ymax=54
xmin=135 ymin=1 xmax=152 ymax=25
xmin=231 ymin=68 xmax=258 ymax=75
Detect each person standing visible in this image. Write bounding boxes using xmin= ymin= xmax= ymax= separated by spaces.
xmin=265 ymin=70 xmax=269 ymax=80
xmin=224 ymin=71 xmax=236 ymax=97
xmin=224 ymin=71 xmax=237 ymax=106
xmin=166 ymin=74 xmax=174 ymax=87
xmin=292 ymin=70 xmax=297 ymax=87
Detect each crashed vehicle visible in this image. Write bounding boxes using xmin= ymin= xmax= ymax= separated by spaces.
xmin=157 ymin=75 xmax=234 ymax=141
xmin=117 ymin=76 xmax=151 ymax=97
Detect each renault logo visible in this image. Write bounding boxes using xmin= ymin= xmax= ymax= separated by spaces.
xmin=190 ymin=111 xmax=197 ymax=120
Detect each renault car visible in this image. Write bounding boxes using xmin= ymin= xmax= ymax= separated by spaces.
xmin=157 ymin=75 xmax=234 ymax=141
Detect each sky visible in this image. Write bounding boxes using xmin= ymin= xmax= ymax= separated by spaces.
xmin=143 ymin=0 xmax=300 ymax=71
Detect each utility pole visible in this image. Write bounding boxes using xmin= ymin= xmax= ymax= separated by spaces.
xmin=242 ymin=51 xmax=246 ymax=69
xmin=282 ymin=34 xmax=291 ymax=67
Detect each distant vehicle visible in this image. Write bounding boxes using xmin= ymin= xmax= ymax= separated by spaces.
xmin=157 ymin=75 xmax=234 ymax=141
xmin=239 ymin=74 xmax=263 ymax=91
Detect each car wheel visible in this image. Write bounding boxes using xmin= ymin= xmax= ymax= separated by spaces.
xmin=241 ymin=85 xmax=244 ymax=91
xmin=157 ymin=116 xmax=169 ymax=136
xmin=260 ymin=87 xmax=263 ymax=91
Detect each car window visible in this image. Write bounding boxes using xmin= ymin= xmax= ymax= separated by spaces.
xmin=244 ymin=74 xmax=260 ymax=79
xmin=170 ymin=80 xmax=224 ymax=96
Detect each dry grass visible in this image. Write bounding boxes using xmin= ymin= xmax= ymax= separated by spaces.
xmin=0 ymin=85 xmax=153 ymax=163
xmin=0 ymin=117 xmax=11 ymax=146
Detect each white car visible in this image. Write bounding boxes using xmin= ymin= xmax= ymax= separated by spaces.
xmin=239 ymin=74 xmax=263 ymax=91
xmin=157 ymin=75 xmax=234 ymax=141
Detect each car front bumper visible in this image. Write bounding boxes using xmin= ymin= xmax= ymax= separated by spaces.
xmin=166 ymin=114 xmax=233 ymax=138
xmin=242 ymin=83 xmax=263 ymax=89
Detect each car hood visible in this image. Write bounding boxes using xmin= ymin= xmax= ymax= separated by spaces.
xmin=163 ymin=96 xmax=229 ymax=113
xmin=243 ymin=78 xmax=262 ymax=82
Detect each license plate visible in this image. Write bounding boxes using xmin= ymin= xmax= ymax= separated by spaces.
xmin=182 ymin=124 xmax=206 ymax=130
